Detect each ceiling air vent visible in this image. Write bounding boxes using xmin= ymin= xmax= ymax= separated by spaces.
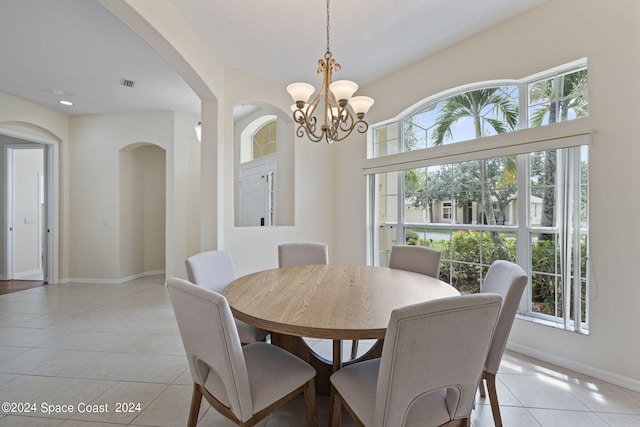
xmin=120 ymin=78 xmax=135 ymax=88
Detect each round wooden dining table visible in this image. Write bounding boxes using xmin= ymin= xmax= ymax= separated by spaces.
xmin=223 ymin=264 xmax=459 ymax=395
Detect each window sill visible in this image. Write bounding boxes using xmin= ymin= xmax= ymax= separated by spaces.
xmin=516 ymin=313 xmax=589 ymax=336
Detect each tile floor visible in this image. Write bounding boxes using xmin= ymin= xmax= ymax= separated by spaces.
xmin=0 ymin=275 xmax=639 ymax=426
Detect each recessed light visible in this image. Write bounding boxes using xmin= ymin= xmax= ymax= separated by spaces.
xmin=59 ymin=100 xmax=74 ymax=106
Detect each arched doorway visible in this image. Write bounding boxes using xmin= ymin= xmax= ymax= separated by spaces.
xmin=119 ymin=143 xmax=166 ymax=278
xmin=0 ymin=124 xmax=60 ymax=284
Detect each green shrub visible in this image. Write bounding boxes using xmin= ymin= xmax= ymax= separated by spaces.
xmin=440 ymin=230 xmax=515 ymax=294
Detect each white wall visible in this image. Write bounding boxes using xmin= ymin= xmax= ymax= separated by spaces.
xmin=333 ymin=0 xmax=640 ymax=384
xmin=68 ymin=112 xmax=197 ymax=281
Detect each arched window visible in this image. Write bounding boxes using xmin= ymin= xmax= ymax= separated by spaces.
xmin=367 ymin=61 xmax=590 ymax=333
xmin=252 ymin=119 xmax=277 ymax=159
xmin=240 ymin=115 xmax=276 ymax=163
xmin=370 ymin=63 xmax=587 ymax=159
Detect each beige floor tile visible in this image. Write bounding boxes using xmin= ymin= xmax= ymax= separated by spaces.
xmin=0 ymin=415 xmax=63 ymax=426
xmin=1 ymin=328 xmax=65 ymax=348
xmin=129 ymin=384 xmax=202 ymax=426
xmin=0 ymin=374 xmax=19 ymax=387
xmin=0 ymin=326 xmax=42 ymax=346
xmin=0 ymin=347 xmax=46 ymax=374
xmin=69 ymin=382 xmax=166 ymax=424
xmin=78 ymin=352 xmax=157 ymax=381
xmin=0 ymin=375 xmax=115 ymax=419
xmin=596 ymin=412 xmax=640 ymax=426
xmin=39 ymin=330 xmax=138 ymax=353
xmin=475 ymin=375 xmax=522 ymax=407
xmin=528 ymin=408 xmax=609 ymax=426
xmin=23 ymin=349 xmax=105 ymax=378
xmin=471 ymin=404 xmax=539 ymax=427
xmin=115 ymin=333 xmax=184 ymax=355
xmin=59 ymin=421 xmax=126 ymax=427
xmin=48 ymin=315 xmax=131 ymax=332
xmin=118 ymin=355 xmax=187 ymax=384
xmin=196 ymin=406 xmax=265 ymax=427
xmin=0 ymin=312 xmax=52 ymax=328
xmin=0 ymin=300 xmax=55 ymax=315
xmin=498 ymin=373 xmax=591 ymax=411
xmin=171 ymin=370 xmax=193 ymax=386
xmin=568 ymin=377 xmax=640 ymax=414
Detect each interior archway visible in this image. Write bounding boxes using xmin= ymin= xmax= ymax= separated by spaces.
xmin=119 ymin=143 xmax=166 ymax=278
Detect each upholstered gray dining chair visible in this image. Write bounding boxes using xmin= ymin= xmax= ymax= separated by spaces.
xmin=478 ymin=260 xmax=528 ymax=427
xmin=186 ymin=250 xmax=268 ymax=344
xmin=389 ymin=245 xmax=442 ymax=278
xmin=278 ymin=242 xmax=329 ymax=267
xmin=330 ymin=293 xmax=502 ymax=427
xmin=166 ymin=278 xmax=318 ymax=427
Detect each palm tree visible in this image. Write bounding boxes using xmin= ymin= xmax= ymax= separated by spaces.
xmin=431 ymin=87 xmax=518 ymax=259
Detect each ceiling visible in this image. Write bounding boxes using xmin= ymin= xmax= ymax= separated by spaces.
xmin=0 ymin=0 xmax=547 ymax=118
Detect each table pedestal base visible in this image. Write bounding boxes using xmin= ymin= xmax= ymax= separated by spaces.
xmin=270 ymin=333 xmax=383 ymax=396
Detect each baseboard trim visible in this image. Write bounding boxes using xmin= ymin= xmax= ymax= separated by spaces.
xmin=59 ymin=270 xmax=165 ymax=285
xmin=507 ymin=342 xmax=640 ymax=392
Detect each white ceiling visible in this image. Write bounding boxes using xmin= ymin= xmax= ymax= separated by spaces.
xmin=0 ymin=0 xmax=546 ymax=117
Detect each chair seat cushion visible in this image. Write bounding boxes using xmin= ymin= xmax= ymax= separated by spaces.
xmin=331 ymin=359 xmax=380 ymax=426
xmin=331 ymin=359 xmax=453 ymax=427
xmin=243 ymin=342 xmax=315 ymax=413
xmin=236 ymin=319 xmax=269 ymax=343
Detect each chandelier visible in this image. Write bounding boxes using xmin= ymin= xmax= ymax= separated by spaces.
xmin=287 ymin=0 xmax=374 ymax=143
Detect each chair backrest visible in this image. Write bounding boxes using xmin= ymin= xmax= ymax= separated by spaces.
xmin=481 ymin=260 xmax=528 ymax=374
xmin=374 ymin=294 xmax=502 ymax=427
xmin=278 ymin=242 xmax=329 ymax=268
xmin=388 ymin=245 xmax=442 ymax=278
xmin=166 ymin=278 xmax=253 ymax=421
xmin=185 ymin=250 xmax=236 ymax=293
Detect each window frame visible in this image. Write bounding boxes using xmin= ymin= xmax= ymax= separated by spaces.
xmin=365 ymin=60 xmax=591 ymax=333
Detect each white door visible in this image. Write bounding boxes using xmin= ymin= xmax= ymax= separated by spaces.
xmin=7 ymin=146 xmax=45 ymax=280
xmin=239 ymin=157 xmax=276 ymax=226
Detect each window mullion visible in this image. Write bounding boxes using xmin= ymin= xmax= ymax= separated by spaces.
xmin=397 ymin=170 xmax=405 ymax=245
xmin=570 ymin=148 xmax=583 ymax=331
xmin=517 ymin=153 xmax=530 ymax=313
xmin=557 ymin=149 xmax=573 ymax=330
xmin=519 ymin=81 xmax=528 ymax=130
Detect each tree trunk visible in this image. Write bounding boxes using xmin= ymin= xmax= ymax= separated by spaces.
xmin=540 ymin=101 xmax=558 ymax=241
xmin=480 ymin=159 xmax=511 ymax=261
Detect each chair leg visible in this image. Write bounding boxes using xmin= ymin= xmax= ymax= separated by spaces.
xmin=330 ymin=390 xmax=342 ymax=427
xmin=440 ymin=418 xmax=470 ymax=427
xmin=303 ymin=379 xmax=318 ymax=427
xmin=478 ymin=371 xmax=487 ymax=398
xmin=188 ymin=383 xmax=203 ymax=427
xmin=350 ymin=339 xmax=359 ymax=360
xmin=486 ymin=372 xmax=503 ymax=427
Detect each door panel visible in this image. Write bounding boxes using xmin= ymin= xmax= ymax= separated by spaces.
xmin=11 ymin=148 xmax=45 ymax=280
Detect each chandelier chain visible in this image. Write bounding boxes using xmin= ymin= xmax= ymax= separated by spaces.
xmin=326 ymin=0 xmax=330 ymax=53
